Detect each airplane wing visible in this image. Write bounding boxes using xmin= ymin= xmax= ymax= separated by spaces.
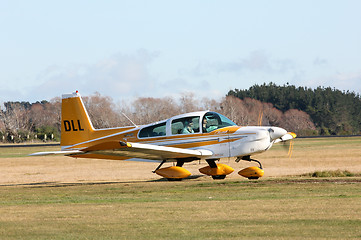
xmin=82 ymin=141 xmax=214 ymax=161
xmin=31 ymin=141 xmax=214 ymax=161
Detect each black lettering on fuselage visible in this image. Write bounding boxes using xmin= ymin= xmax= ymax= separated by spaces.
xmin=63 ymin=120 xmax=85 ymax=131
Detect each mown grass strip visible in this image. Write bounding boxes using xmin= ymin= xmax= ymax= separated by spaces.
xmin=1 ymin=178 xmax=360 ymax=239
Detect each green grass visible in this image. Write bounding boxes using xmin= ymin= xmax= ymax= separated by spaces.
xmin=1 ymin=179 xmax=360 ymax=239
xmin=272 ymin=136 xmax=361 ymax=150
xmin=1 ymin=138 xmax=361 ymax=239
xmin=304 ymin=170 xmax=359 ymax=177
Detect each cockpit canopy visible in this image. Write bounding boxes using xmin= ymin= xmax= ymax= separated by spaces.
xmin=138 ymin=111 xmax=236 ymax=138
xmin=202 ymin=112 xmax=236 ymax=133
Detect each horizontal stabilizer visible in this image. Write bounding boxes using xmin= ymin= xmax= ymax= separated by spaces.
xmin=29 ymin=150 xmax=83 ymax=156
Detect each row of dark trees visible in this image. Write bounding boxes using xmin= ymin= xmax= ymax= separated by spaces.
xmin=228 ymin=83 xmax=361 ymax=135
xmin=2 ymin=83 xmax=358 ymax=142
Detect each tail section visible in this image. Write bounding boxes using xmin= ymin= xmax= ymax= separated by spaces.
xmin=61 ymin=91 xmax=94 ymax=147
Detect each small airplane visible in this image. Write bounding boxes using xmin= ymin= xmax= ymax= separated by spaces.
xmin=31 ymin=91 xmax=296 ymax=180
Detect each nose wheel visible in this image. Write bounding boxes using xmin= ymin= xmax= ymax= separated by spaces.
xmin=236 ymin=156 xmax=264 ymax=179
xmin=236 ymin=155 xmax=263 ymax=169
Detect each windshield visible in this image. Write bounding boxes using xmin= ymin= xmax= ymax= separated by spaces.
xmin=202 ymin=112 xmax=236 ymax=133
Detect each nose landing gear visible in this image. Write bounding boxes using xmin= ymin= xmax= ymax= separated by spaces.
xmin=236 ymin=156 xmax=264 ymax=179
xmin=236 ymin=155 xmax=263 ymax=169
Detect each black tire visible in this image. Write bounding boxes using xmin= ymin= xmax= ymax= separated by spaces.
xmin=212 ymin=175 xmax=226 ymax=180
xmin=166 ymin=178 xmax=183 ymax=181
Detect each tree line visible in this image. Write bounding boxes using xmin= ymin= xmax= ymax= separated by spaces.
xmin=1 ymin=85 xmax=338 ymax=143
xmin=228 ymin=83 xmax=361 ymax=135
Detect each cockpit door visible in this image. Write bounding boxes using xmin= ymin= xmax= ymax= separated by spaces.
xmin=202 ymin=112 xmax=232 ymax=158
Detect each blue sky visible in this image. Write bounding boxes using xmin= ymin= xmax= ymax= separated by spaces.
xmin=1 ymin=0 xmax=361 ymax=103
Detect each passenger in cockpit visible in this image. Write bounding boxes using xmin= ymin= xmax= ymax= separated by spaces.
xmin=182 ymin=120 xmax=194 ymax=134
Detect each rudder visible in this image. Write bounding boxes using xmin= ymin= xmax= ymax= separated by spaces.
xmin=61 ymin=91 xmax=94 ymax=147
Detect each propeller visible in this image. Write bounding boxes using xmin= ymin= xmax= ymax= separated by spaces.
xmin=281 ymin=139 xmax=294 ymax=158
xmin=266 ymin=128 xmax=296 ymax=158
xmin=279 ymin=132 xmax=296 ymax=158
xmin=288 ymin=140 xmax=294 ymax=158
xmin=267 ymin=128 xmax=296 ymax=155
xmin=258 ymin=111 xmax=296 ymax=158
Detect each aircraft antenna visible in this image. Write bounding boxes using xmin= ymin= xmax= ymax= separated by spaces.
xmin=121 ymin=112 xmax=138 ymax=127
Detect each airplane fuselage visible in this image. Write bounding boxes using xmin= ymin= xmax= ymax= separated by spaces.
xmin=64 ymin=110 xmax=286 ymax=162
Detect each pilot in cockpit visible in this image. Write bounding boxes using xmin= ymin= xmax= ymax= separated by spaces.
xmin=202 ymin=117 xmax=218 ymax=133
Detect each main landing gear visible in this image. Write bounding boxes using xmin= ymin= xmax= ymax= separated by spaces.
xmin=199 ymin=159 xmax=234 ymax=180
xmin=153 ymin=160 xmax=191 ymax=181
xmin=154 ymin=158 xmax=235 ymax=181
xmin=153 ymin=156 xmax=265 ymax=181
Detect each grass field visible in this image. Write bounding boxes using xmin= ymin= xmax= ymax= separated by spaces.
xmin=0 ymin=137 xmax=361 ymax=239
xmin=0 ymin=144 xmax=59 ymax=158
xmin=0 ymin=179 xmax=360 ymax=239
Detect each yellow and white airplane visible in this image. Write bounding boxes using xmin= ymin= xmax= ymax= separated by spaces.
xmin=31 ymin=91 xmax=296 ymax=180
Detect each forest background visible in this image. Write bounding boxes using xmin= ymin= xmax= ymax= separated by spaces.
xmin=1 ymin=83 xmax=360 ymax=143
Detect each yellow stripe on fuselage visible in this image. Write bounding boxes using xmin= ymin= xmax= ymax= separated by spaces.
xmin=64 ymin=126 xmax=245 ymax=151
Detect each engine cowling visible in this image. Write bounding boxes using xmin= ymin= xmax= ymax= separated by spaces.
xmin=238 ymin=166 xmax=264 ymax=179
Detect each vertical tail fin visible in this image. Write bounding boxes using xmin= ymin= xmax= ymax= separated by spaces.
xmin=61 ymin=91 xmax=94 ymax=147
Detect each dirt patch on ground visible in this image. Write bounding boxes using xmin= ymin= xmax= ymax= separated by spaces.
xmin=1 ymin=154 xmax=360 ymax=185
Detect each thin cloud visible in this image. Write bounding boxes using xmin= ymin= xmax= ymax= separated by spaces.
xmin=241 ymin=50 xmax=272 ymax=72
xmin=29 ymin=49 xmax=160 ymax=100
xmin=302 ymin=71 xmax=361 ymax=94
xmin=313 ymin=57 xmax=328 ymax=66
xmin=331 ymin=72 xmax=361 ymax=93
xmin=186 ymin=50 xmax=295 ymax=76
